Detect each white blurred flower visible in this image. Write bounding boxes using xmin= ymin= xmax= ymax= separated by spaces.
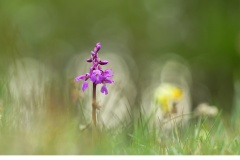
xmin=194 ymin=103 xmax=218 ymax=117
xmin=6 ymin=58 xmax=53 ymax=131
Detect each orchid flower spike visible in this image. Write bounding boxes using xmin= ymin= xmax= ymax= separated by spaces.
xmin=75 ymin=43 xmax=114 ymax=95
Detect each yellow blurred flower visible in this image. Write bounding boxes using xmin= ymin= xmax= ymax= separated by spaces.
xmin=154 ymin=83 xmax=183 ymax=115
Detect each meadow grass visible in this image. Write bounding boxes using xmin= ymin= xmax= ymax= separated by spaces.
xmin=0 ymin=104 xmax=240 ymax=155
xmin=0 ymin=74 xmax=240 ymax=155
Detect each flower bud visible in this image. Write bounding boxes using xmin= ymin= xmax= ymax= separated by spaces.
xmin=94 ymin=43 xmax=101 ymax=53
xmin=99 ymin=60 xmax=109 ymax=65
xmin=86 ymin=58 xmax=92 ymax=62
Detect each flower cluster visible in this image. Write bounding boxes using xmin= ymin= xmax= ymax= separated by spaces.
xmin=75 ymin=43 xmax=114 ymax=95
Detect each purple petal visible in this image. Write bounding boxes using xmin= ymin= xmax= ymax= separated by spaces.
xmin=104 ymin=79 xmax=114 ymax=84
xmin=93 ymin=70 xmax=101 ymax=75
xmin=90 ymin=74 xmax=96 ymax=82
xmin=95 ymin=76 xmax=102 ymax=84
xmin=90 ymin=70 xmax=102 ymax=84
xmin=98 ymin=74 xmax=104 ymax=83
xmin=103 ymin=69 xmax=113 ymax=78
xmin=104 ymin=69 xmax=113 ymax=74
xmin=75 ymin=75 xmax=85 ymax=82
xmin=82 ymin=81 xmax=88 ymax=92
xmin=99 ymin=60 xmax=109 ymax=65
xmin=101 ymin=85 xmax=108 ymax=95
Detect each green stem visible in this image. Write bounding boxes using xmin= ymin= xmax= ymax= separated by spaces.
xmin=92 ymin=83 xmax=97 ymax=127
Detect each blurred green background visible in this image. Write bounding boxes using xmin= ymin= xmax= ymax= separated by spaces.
xmin=1 ymin=0 xmax=240 ymax=113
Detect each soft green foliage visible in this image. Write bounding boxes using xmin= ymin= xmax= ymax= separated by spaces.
xmin=0 ymin=0 xmax=240 ymax=155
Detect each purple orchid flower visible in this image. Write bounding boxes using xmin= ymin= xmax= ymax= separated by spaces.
xmin=75 ymin=43 xmax=114 ymax=95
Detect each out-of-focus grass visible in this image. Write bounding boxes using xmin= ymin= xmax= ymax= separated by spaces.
xmin=1 ymin=102 xmax=240 ymax=155
xmin=0 ymin=64 xmax=240 ymax=155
